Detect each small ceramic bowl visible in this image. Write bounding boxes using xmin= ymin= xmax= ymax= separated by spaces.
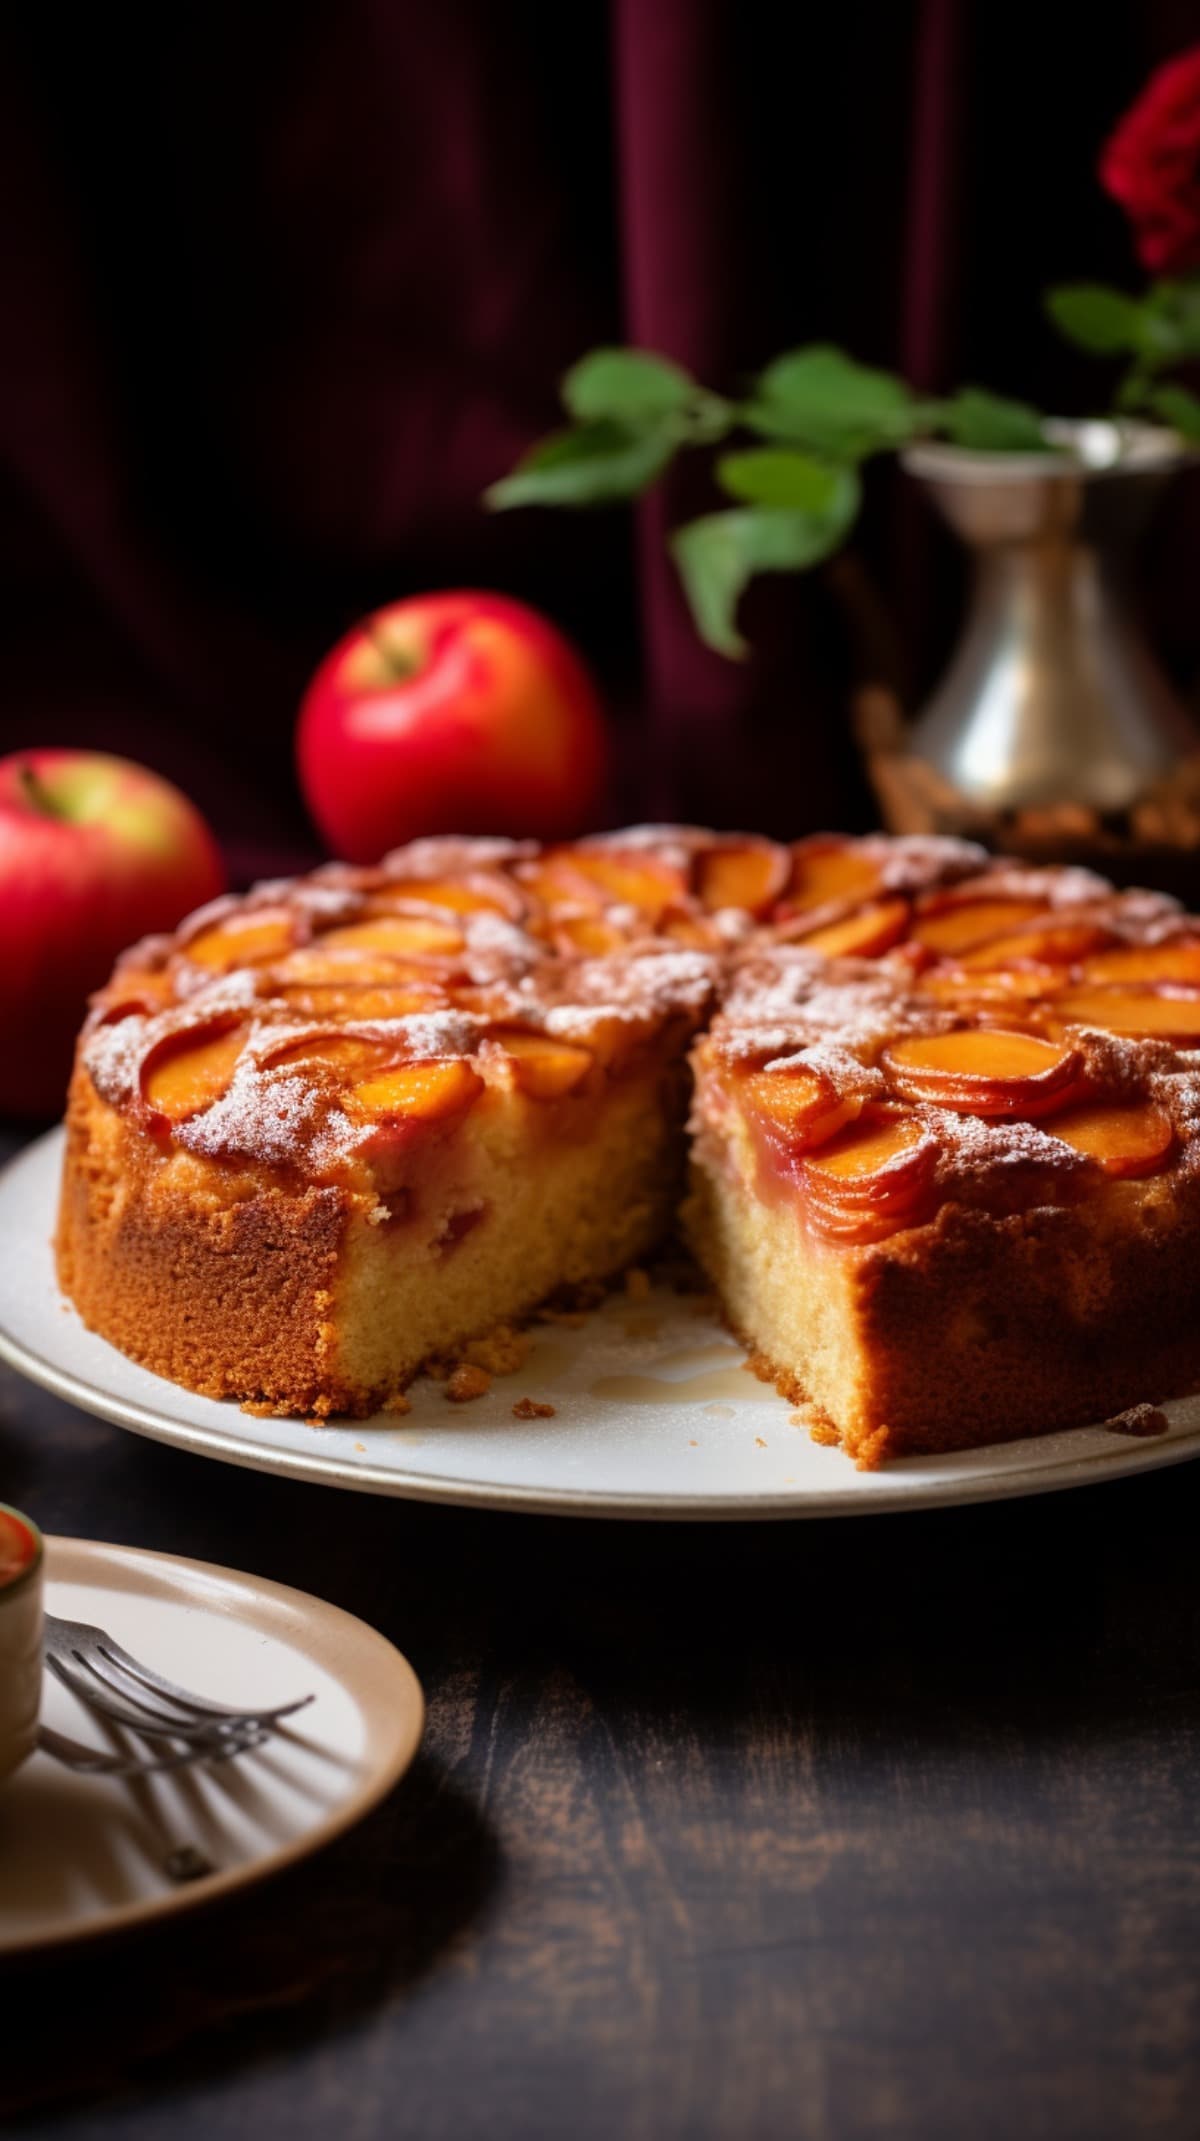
xmin=0 ymin=1506 xmax=43 ymax=1779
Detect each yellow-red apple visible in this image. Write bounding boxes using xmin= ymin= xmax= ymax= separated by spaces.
xmin=295 ymin=592 xmax=611 ymax=863
xmin=0 ymin=750 xmax=225 ymax=1118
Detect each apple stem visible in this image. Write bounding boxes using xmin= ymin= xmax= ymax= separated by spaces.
xmin=366 ymin=625 xmax=421 ymax=681
xmin=17 ymin=763 xmax=65 ymax=819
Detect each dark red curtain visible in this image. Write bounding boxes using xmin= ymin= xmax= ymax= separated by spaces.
xmin=3 ymin=0 xmax=1199 ymax=877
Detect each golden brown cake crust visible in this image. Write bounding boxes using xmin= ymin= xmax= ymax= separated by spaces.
xmin=53 ymin=825 xmax=1200 ymax=1454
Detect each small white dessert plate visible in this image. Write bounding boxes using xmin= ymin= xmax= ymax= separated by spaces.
xmin=0 ymin=1535 xmax=424 ymax=1955
xmin=4 ymin=1128 xmax=1200 ymax=1519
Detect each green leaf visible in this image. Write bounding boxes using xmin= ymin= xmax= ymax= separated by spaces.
xmin=1045 ymin=284 xmax=1146 ymax=356
xmin=670 ymin=476 xmax=860 ymax=658
xmin=744 ymin=345 xmax=917 ymax=461
xmin=716 ymin=448 xmax=847 ymax=509
xmin=561 ymin=348 xmax=696 ymax=424
xmin=1148 ymin=382 xmax=1200 ymax=442
xmin=1141 ymin=278 xmax=1200 ymax=366
xmin=939 ymin=387 xmax=1050 ymax=452
xmin=485 ymin=419 xmax=676 ymax=509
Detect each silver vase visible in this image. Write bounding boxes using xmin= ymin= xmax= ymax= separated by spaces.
xmin=898 ymin=420 xmax=1194 ymax=820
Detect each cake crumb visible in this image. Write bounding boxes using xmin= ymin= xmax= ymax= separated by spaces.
xmin=754 ymin=1436 xmax=767 ymax=1448
xmin=809 ymin=1420 xmax=840 ymax=1448
xmin=512 ymin=1396 xmax=556 ymax=1420
xmin=1105 ymin=1402 xmax=1169 ymax=1438
xmin=624 ymin=1267 xmax=652 ymax=1300
xmin=854 ymin=1425 xmax=892 ymax=1470
xmin=464 ymin=1324 xmax=531 ymax=1376
xmin=688 ymin=1439 xmax=699 ymax=1447
xmin=354 ymin=1440 xmax=366 ymax=1452
xmin=384 ymin=1391 xmax=412 ymax=1416
xmin=446 ymin=1363 xmax=492 ymax=1402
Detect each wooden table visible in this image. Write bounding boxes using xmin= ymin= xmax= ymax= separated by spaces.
xmin=4 ymin=1122 xmax=1200 ymax=2140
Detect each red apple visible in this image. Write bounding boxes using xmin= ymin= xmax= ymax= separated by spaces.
xmin=0 ymin=749 xmax=225 ymax=1118
xmin=295 ymin=591 xmax=610 ymax=864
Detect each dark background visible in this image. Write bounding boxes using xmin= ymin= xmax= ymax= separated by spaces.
xmin=6 ymin=0 xmax=1200 ymax=881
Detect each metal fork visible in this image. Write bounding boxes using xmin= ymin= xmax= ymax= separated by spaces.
xmin=43 ymin=1611 xmax=314 ymax=1757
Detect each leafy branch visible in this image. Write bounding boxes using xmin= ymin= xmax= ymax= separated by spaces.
xmin=486 ymin=346 xmax=1049 ymax=657
xmin=1045 ymin=277 xmax=1200 ymax=436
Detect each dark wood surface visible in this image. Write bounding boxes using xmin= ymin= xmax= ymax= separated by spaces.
xmin=4 ymin=1125 xmax=1200 ymax=2140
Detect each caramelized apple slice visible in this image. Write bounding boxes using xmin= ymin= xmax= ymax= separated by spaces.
xmin=560 ymin=849 xmax=686 ymax=916
xmin=957 ymin=920 xmax=1110 ymax=970
xmin=1049 ymin=1099 xmax=1175 ymax=1178
xmin=142 ymin=1025 xmax=246 ymax=1123
xmin=373 ymin=873 xmax=524 ymax=919
xmin=921 ymin=966 xmax=1063 ymax=1008
xmin=783 ymin=840 xmax=880 ymax=914
xmin=261 ymin=1034 xmax=400 ymax=1082
xmin=800 ymin=1111 xmax=938 ymax=1240
xmin=348 ymin=1059 xmax=484 ymax=1122
xmin=882 ymin=1028 xmax=1083 ymax=1117
xmin=740 ymin=1063 xmax=861 ymax=1151
xmin=279 ymin=984 xmax=441 ymax=1021
xmin=695 ymin=840 xmax=789 ymax=917
xmin=1055 ymin=988 xmax=1200 ymax=1044
xmin=520 ymin=849 xmax=682 ymax=918
xmin=911 ymin=898 xmax=1049 ymax=956
xmin=185 ymin=912 xmax=295 ymax=971
xmin=1081 ymin=941 xmax=1200 ymax=987
xmin=792 ymin=898 xmax=909 ymax=960
xmin=552 ymin=912 xmax=629 ymax=957
xmin=317 ymin=916 xmax=464 ymax=958
xmin=273 ymin=947 xmax=410 ymax=987
xmin=497 ymin=1031 xmax=593 ymax=1098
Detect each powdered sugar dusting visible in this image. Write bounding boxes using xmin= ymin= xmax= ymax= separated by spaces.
xmin=177 ymin=1065 xmax=367 ymax=1172
xmin=83 ymin=1016 xmax=147 ymax=1106
xmin=873 ymin=834 xmax=988 ymax=892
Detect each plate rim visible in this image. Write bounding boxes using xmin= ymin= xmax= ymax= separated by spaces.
xmin=6 ymin=1127 xmax=1200 ymax=1522
xmin=0 ymin=1534 xmax=425 ymax=1958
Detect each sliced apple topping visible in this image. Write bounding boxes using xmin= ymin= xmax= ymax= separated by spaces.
xmin=792 ymin=897 xmax=910 ymax=960
xmin=921 ymin=965 xmax=1062 ymax=1008
xmin=911 ymin=898 xmax=1049 ymax=956
xmin=1081 ymin=941 xmax=1200 ymax=987
xmin=316 ymin=916 xmax=465 ymax=958
xmin=1054 ymin=988 xmax=1200 ymax=1044
xmin=695 ymin=840 xmax=789 ymax=916
xmin=552 ymin=912 xmax=629 ymax=957
xmin=523 ymin=848 xmax=686 ymax=920
xmin=185 ymin=912 xmax=295 ymax=971
xmin=261 ymin=1034 xmax=400 ymax=1083
xmin=800 ymin=1111 xmax=938 ymax=1240
xmin=739 ymin=1062 xmax=861 ymax=1151
xmin=372 ymin=873 xmax=525 ymax=921
xmin=1049 ymin=1099 xmax=1175 ymax=1178
xmin=278 ymin=984 xmax=441 ymax=1021
xmin=142 ymin=1025 xmax=246 ymax=1124
xmin=956 ymin=920 xmax=1110 ymax=970
xmin=272 ymin=947 xmax=408 ymax=987
xmin=348 ymin=1059 xmax=484 ymax=1122
xmin=784 ymin=840 xmax=880 ymax=913
xmin=882 ymin=1028 xmax=1083 ymax=1117
xmin=496 ymin=1031 xmax=593 ymax=1098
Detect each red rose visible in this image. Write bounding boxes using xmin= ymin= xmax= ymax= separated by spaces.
xmin=1101 ymin=46 xmax=1200 ymax=276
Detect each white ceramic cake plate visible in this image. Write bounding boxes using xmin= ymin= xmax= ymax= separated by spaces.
xmin=0 ymin=1534 xmax=423 ymax=1954
xmin=4 ymin=1129 xmax=1200 ymax=1520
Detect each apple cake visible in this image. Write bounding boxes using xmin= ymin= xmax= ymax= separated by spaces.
xmin=56 ymin=826 xmax=1200 ymax=1462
